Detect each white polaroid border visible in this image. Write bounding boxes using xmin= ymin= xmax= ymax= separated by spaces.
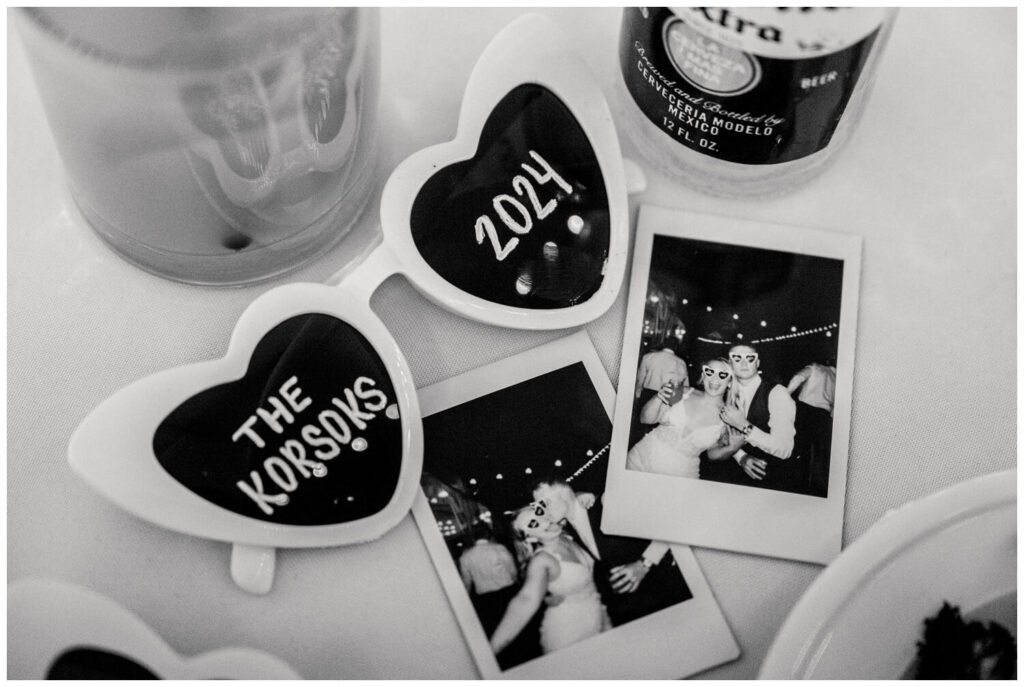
xmin=602 ymin=205 xmax=861 ymax=565
xmin=411 ymin=331 xmax=739 ymax=679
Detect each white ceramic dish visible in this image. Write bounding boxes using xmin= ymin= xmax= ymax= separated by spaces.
xmin=760 ymin=469 xmax=1016 ymax=679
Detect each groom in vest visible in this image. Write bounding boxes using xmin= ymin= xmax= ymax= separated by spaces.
xmin=715 ymin=343 xmax=799 ymax=492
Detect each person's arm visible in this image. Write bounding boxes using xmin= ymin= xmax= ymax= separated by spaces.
xmin=574 ymin=491 xmax=596 ymax=510
xmin=641 ymin=541 xmax=669 ymax=565
xmin=733 ymin=448 xmax=767 ymax=480
xmin=718 ymin=408 xmax=769 ymax=479
xmin=786 ymin=366 xmax=811 ymax=395
xmin=489 ymin=555 xmax=552 ymax=654
xmin=744 ymin=386 xmax=796 ymax=459
xmin=706 ymin=426 xmax=746 ymax=461
xmin=638 ymin=382 xmax=673 ymax=424
xmin=719 ymin=434 xmax=766 ymax=478
xmin=610 ymin=541 xmax=670 ymax=593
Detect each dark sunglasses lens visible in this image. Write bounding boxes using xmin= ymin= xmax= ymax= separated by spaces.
xmin=153 ymin=313 xmax=403 ymax=527
xmin=409 ymin=85 xmax=611 ymax=310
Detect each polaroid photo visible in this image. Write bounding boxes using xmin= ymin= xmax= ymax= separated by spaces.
xmin=412 ymin=332 xmax=739 ymax=679
xmin=602 ymin=205 xmax=861 ymax=565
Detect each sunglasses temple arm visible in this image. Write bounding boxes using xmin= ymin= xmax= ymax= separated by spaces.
xmin=230 ymin=543 xmax=276 ymax=595
xmin=325 ymin=231 xmax=402 ymax=301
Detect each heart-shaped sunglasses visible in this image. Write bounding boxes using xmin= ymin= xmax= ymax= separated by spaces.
xmin=68 ymin=14 xmax=643 ymax=595
xmin=9 ymin=579 xmax=300 ymax=678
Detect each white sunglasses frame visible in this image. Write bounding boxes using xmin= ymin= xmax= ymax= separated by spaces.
xmin=374 ymin=13 xmax=632 ymax=330
xmin=9 ymin=579 xmax=301 ymax=679
xmin=69 ymin=284 xmax=422 ymax=593
xmin=67 ymin=13 xmax=635 ymax=596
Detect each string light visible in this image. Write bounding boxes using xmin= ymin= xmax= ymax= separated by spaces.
xmin=697 ymin=322 xmax=839 ymax=346
xmin=566 ymin=443 xmax=610 ymax=484
xmin=650 ymin=291 xmax=837 ymax=345
xmin=554 ymin=459 xmax=563 ymax=467
xmin=751 ymin=322 xmax=837 ymax=344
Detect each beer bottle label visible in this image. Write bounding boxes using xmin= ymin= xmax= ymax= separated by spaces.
xmin=620 ymin=7 xmax=885 ymax=165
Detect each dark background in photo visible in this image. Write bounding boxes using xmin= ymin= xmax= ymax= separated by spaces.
xmin=631 ymin=236 xmax=843 ymax=498
xmin=421 ymin=362 xmax=691 ymax=671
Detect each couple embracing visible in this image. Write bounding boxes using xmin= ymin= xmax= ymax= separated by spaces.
xmin=627 ymin=343 xmax=797 ymax=490
xmin=489 ymin=479 xmax=681 ymax=657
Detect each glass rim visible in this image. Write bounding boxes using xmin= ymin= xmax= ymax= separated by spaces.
xmin=15 ymin=7 xmax=372 ymax=76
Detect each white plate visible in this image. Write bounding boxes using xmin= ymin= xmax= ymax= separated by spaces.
xmin=759 ymin=469 xmax=1016 ymax=679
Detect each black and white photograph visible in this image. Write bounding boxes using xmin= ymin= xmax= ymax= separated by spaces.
xmin=603 ymin=205 xmax=862 ymax=564
xmin=9 ymin=7 xmax=1015 ymax=680
xmin=624 ymin=231 xmax=843 ymax=498
xmin=411 ymin=333 xmax=738 ymax=679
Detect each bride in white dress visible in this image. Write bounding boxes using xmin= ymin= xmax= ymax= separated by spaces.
xmin=489 ymin=504 xmax=610 ymax=656
xmin=627 ymin=357 xmax=745 ymax=479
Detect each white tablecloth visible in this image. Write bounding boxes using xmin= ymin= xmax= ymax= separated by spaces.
xmin=7 ymin=8 xmax=1016 ymax=679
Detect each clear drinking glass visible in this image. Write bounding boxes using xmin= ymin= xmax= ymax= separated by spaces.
xmin=15 ymin=8 xmax=380 ymax=285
